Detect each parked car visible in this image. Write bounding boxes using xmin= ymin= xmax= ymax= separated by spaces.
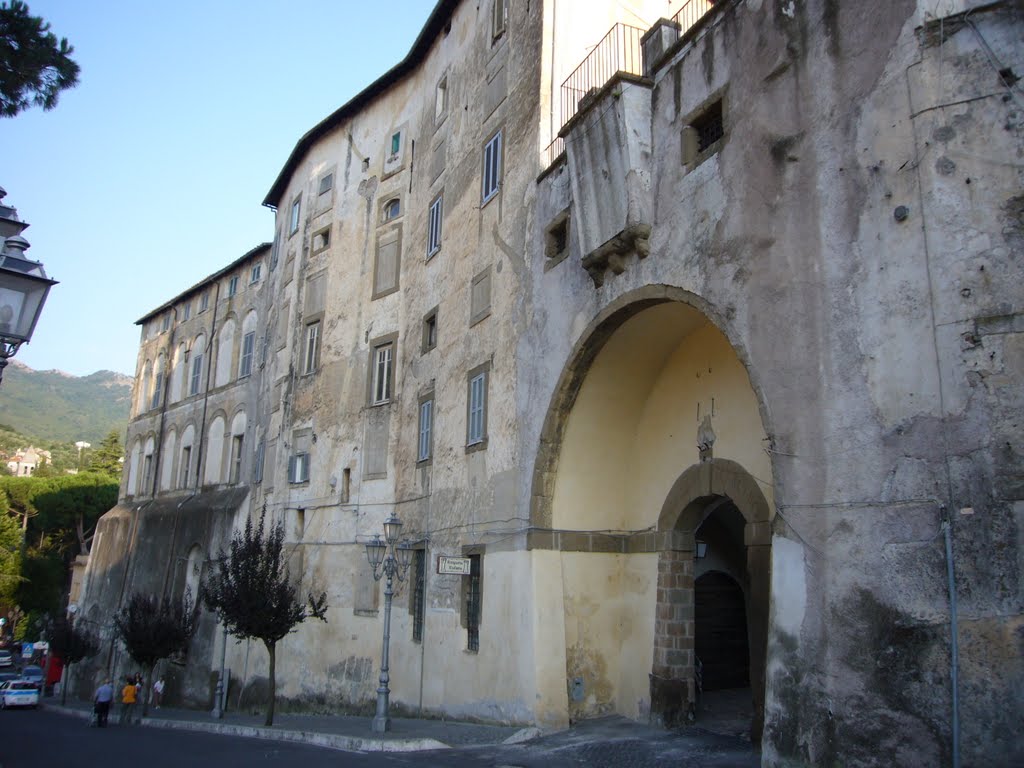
xmin=0 ymin=673 xmax=18 ymax=684
xmin=19 ymin=666 xmax=43 ymax=690
xmin=0 ymin=650 xmax=12 ymax=668
xmin=0 ymin=680 xmax=39 ymax=709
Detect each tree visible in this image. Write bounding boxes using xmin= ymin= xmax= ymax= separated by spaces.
xmin=113 ymin=591 xmax=196 ymax=718
xmin=86 ymin=430 xmax=123 ymax=478
xmin=47 ymin=614 xmax=98 ymax=704
xmin=0 ymin=1 xmax=80 ymax=117
xmin=203 ymin=513 xmax=327 ymax=726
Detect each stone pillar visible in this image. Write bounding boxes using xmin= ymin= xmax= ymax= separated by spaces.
xmin=640 ymin=19 xmax=681 ymax=77
xmin=650 ymin=548 xmax=695 ymax=726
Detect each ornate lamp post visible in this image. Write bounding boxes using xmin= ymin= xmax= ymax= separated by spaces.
xmin=0 ymin=188 xmax=57 ymax=387
xmin=365 ymin=513 xmax=413 ymax=733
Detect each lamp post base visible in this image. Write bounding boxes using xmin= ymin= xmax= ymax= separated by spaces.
xmin=372 ymin=714 xmax=391 ymax=733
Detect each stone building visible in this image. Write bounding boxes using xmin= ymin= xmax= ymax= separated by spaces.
xmin=77 ymin=1 xmax=1023 ymax=765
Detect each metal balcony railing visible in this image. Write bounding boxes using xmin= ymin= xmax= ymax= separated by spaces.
xmin=671 ymin=0 xmax=716 ymax=36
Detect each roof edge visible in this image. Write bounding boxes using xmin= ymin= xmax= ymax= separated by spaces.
xmin=262 ymin=0 xmax=459 ymax=208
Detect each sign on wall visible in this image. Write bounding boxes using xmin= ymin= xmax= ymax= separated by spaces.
xmin=437 ymin=555 xmax=472 ymax=575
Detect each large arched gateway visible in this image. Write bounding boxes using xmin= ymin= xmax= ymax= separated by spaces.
xmin=529 ymin=293 xmax=773 ymax=741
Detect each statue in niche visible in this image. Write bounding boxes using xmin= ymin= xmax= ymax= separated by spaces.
xmin=697 ymin=413 xmax=716 ymax=462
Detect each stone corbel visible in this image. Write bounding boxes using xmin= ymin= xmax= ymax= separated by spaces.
xmin=581 ymin=223 xmax=651 ymax=287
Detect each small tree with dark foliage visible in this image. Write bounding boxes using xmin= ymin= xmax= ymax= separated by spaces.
xmin=47 ymin=615 xmax=99 ymax=705
xmin=202 ymin=512 xmax=327 ymax=726
xmin=113 ymin=591 xmax=195 ymax=717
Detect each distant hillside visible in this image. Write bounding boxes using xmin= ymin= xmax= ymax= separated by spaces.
xmin=0 ymin=361 xmax=132 ymax=445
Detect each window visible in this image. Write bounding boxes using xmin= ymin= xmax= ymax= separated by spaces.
xmin=389 ymin=131 xmax=401 ymax=158
xmin=482 ymin=130 xmax=502 ymax=203
xmin=289 ymin=195 xmax=301 ymax=235
xmin=422 ymin=308 xmax=438 ymax=353
xmin=418 ymin=397 xmax=433 ymax=463
xmin=544 ymin=209 xmax=570 ymax=262
xmin=694 ymin=99 xmax=724 ymax=153
xmin=427 ymin=194 xmax=443 ymax=258
xmin=435 ymin=76 xmax=448 ymax=124
xmin=382 ymin=198 xmax=401 ymax=222
xmin=470 ymin=267 xmax=492 ymax=326
xmin=199 ymin=292 xmax=209 ymax=312
xmin=462 ymin=552 xmax=482 ymax=652
xmin=411 ymin=548 xmax=426 ymax=643
xmin=372 ymin=230 xmax=401 ymax=298
xmin=150 ymin=372 xmax=163 ymax=410
xmin=312 ymin=226 xmax=331 ymax=253
xmin=239 ymin=331 xmax=255 ymax=378
xmin=303 ymin=321 xmax=320 ymax=375
xmin=288 ymin=452 xmax=310 ymax=484
xmin=317 ymin=172 xmax=334 ymax=211
xmin=229 ymin=434 xmax=244 ymax=484
xmin=179 ymin=445 xmax=192 ymax=489
xmin=227 ymin=275 xmax=239 ymax=297
xmin=491 ymin=0 xmax=507 ymax=40
xmin=161 ymin=314 xmax=171 ymax=332
xmin=250 ymin=263 xmax=262 ymax=283
xmin=189 ymin=352 xmax=203 ymax=396
xmin=142 ymin=453 xmax=154 ymax=494
xmin=467 ymin=364 xmax=489 ymax=448
xmin=371 ymin=342 xmax=394 ymax=405
xmin=270 ymin=228 xmax=281 ymax=270
xmin=183 ymin=302 xmax=191 ymax=321
xmin=682 ymin=96 xmax=725 ymax=168
xmin=253 ymin=440 xmax=265 ymax=484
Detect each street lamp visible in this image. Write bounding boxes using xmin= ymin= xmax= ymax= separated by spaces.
xmin=0 ymin=188 xmax=57 ymax=387
xmin=364 ymin=513 xmax=413 ymax=733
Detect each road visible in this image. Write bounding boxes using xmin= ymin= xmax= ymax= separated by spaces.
xmin=0 ymin=707 xmax=760 ymax=768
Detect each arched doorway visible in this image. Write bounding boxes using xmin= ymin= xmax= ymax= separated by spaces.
xmin=528 ymin=291 xmax=773 ymax=739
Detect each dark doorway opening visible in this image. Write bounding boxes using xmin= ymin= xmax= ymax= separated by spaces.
xmin=695 ymin=571 xmax=750 ymax=690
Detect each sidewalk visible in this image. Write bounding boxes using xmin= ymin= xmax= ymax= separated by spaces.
xmin=44 ymin=698 xmax=536 ymax=753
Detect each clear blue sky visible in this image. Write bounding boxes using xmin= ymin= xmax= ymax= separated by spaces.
xmin=1 ymin=0 xmax=436 ymax=377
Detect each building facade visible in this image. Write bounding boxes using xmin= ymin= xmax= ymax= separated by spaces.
xmin=77 ymin=1 xmax=1023 ymax=765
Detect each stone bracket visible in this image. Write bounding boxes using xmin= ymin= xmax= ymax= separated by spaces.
xmin=581 ymin=223 xmax=651 ymax=287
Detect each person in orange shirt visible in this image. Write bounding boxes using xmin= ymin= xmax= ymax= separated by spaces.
xmin=119 ymin=676 xmax=137 ymax=725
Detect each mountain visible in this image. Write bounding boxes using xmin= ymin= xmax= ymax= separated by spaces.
xmin=0 ymin=360 xmax=133 ymax=445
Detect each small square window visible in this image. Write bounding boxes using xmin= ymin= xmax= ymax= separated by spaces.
xmin=422 ymin=307 xmax=438 ymax=353
xmin=435 ymin=76 xmax=448 ymax=124
xmin=427 ymin=194 xmax=443 ymax=258
xmin=390 ymin=132 xmax=401 ymax=157
xmin=227 ymin=275 xmax=239 ymax=297
xmin=318 ymin=172 xmax=334 ymax=196
xmin=482 ymin=130 xmax=502 ymax=203
xmin=250 ymin=263 xmax=262 ymax=284
xmin=312 ymin=226 xmax=331 ymax=253
xmin=682 ymin=96 xmax=726 ymax=169
xmin=289 ymin=195 xmax=301 ymax=235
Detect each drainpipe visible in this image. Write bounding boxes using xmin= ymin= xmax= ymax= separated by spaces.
xmin=941 ymin=506 xmax=960 ymax=768
xmin=192 ymin=281 xmax=221 ymax=491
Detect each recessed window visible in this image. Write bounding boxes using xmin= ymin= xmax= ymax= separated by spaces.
xmin=418 ymin=396 xmax=433 ymax=463
xmin=183 ymin=302 xmax=191 ymax=321
xmin=482 ymin=129 xmax=502 ymax=203
xmin=289 ymin=195 xmax=301 ymax=235
xmin=312 ymin=226 xmax=331 ymax=253
xmin=250 ymin=263 xmax=262 ymax=284
xmin=199 ymin=292 xmax=209 ymax=313
xmin=227 ymin=275 xmax=239 ymax=297
xmin=150 ymin=371 xmax=163 ymax=410
xmin=189 ymin=352 xmax=203 ymax=396
xmin=427 ymin=194 xmax=443 ymax=258
xmin=288 ymin=452 xmax=310 ymax=484
xmin=229 ymin=434 xmax=244 ymax=484
xmin=318 ymin=173 xmax=334 ymax=196
xmin=371 ymin=341 xmax=394 ymax=405
xmin=411 ymin=548 xmax=426 ymax=642
xmin=253 ymin=440 xmax=265 ymax=484
xmin=142 ymin=453 xmax=153 ymax=493
xmin=303 ymin=320 xmax=320 ymax=375
xmin=239 ymin=330 xmax=255 ymax=378
xmin=491 ymin=0 xmax=507 ymax=40
xmin=422 ymin=307 xmax=438 ymax=353
xmin=435 ymin=76 xmax=448 ymax=124
xmin=161 ymin=314 xmax=171 ymax=332
xmin=179 ymin=445 xmax=192 ymax=489
xmin=373 ymin=231 xmax=401 ymax=299
xmin=466 ymin=364 xmax=489 ymax=448
xmin=390 ymin=131 xmax=401 ymax=158
xmin=382 ymin=198 xmax=401 ymax=223
xmin=682 ymin=96 xmax=726 ymax=169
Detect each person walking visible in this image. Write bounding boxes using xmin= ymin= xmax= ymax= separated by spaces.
xmin=93 ymin=680 xmax=114 ymax=727
xmin=119 ymin=676 xmax=137 ymax=725
xmin=152 ymin=677 xmax=164 ymax=709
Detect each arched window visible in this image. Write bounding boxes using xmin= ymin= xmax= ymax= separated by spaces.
xmin=159 ymin=428 xmax=177 ymax=491
xmin=189 ymin=335 xmax=206 ymax=396
xmin=138 ymin=360 xmax=153 ymax=415
xmin=382 ymin=197 xmax=401 ymax=222
xmin=204 ymin=415 xmax=226 ymax=485
xmin=215 ymin=317 xmax=236 ymax=387
xmin=126 ymin=438 xmax=142 ymax=496
xmin=229 ymin=410 xmax=247 ymax=483
xmin=179 ymin=424 xmax=196 ymax=489
xmin=151 ymin=353 xmax=167 ymax=410
xmin=170 ymin=342 xmax=187 ymax=403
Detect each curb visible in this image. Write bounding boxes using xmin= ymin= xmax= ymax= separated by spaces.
xmin=44 ymin=704 xmax=449 ymax=753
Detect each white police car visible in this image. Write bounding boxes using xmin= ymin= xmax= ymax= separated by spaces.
xmin=0 ymin=680 xmax=39 ymax=709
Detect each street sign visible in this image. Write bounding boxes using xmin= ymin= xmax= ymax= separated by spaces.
xmin=437 ymin=555 xmax=472 ymax=575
